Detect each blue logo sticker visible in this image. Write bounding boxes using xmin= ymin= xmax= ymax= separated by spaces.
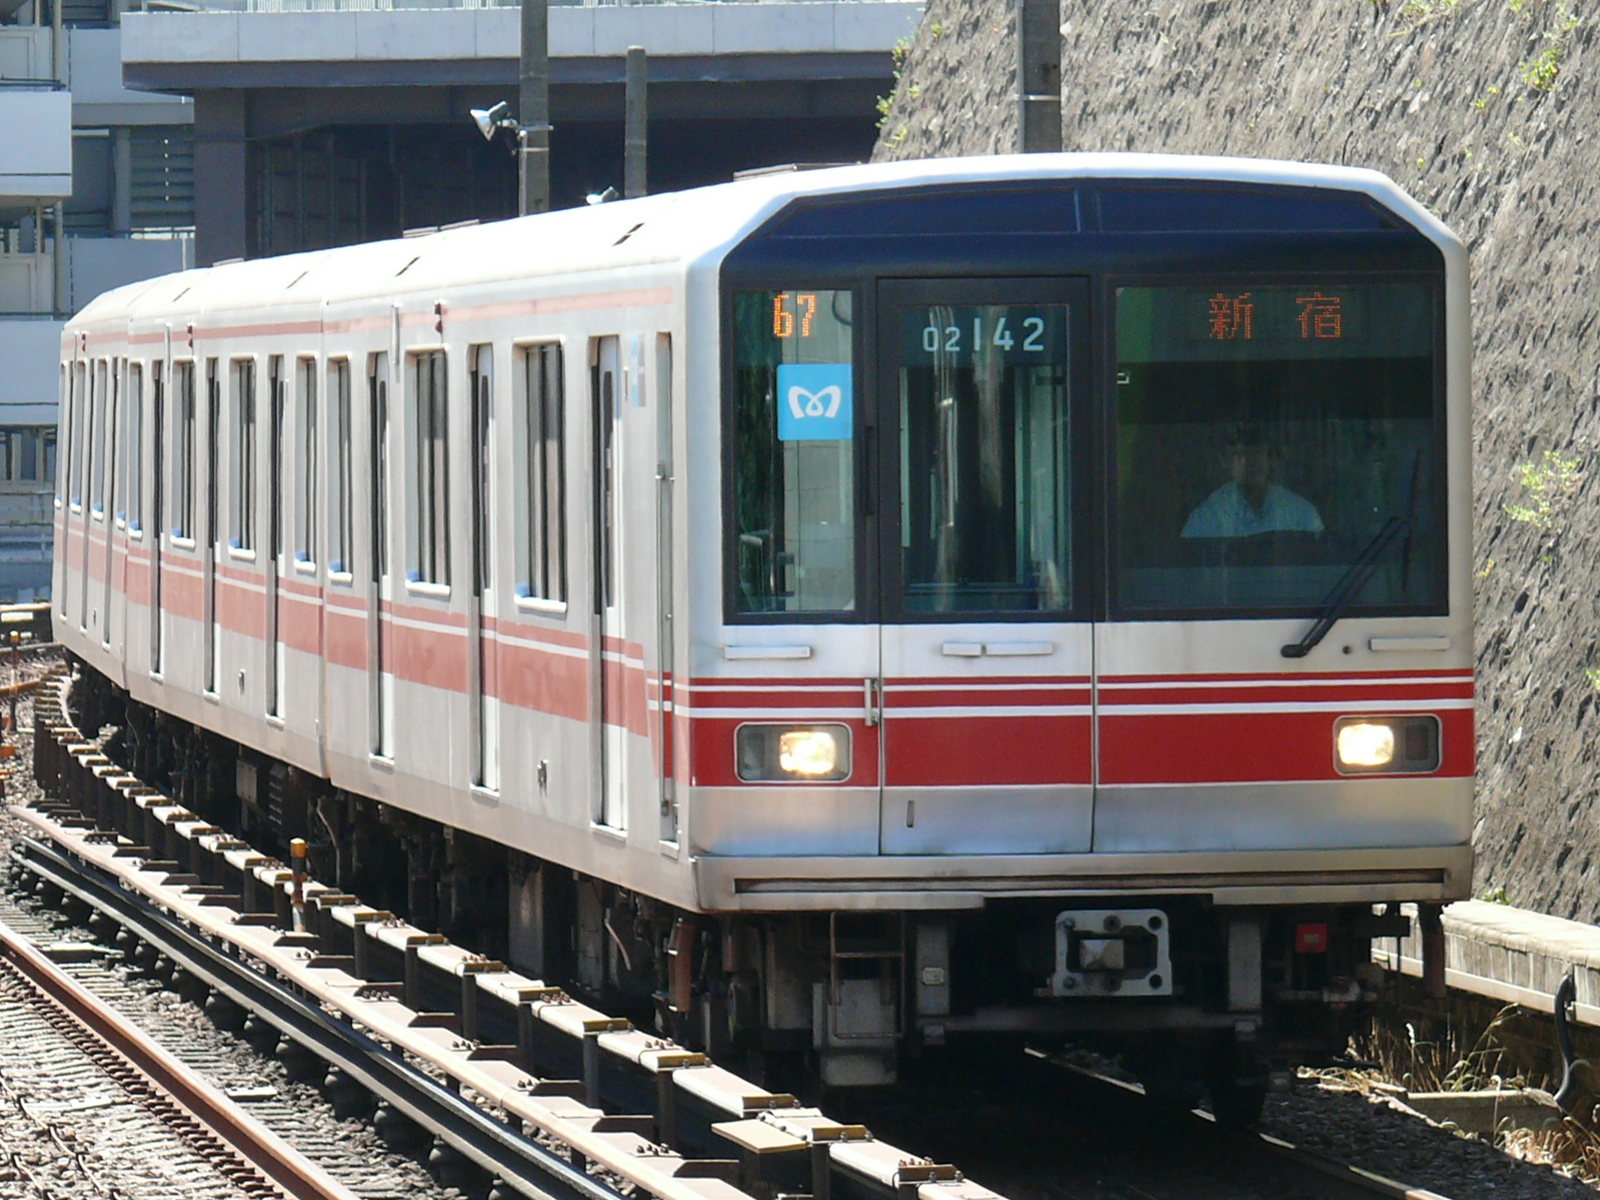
xmin=777 ymin=363 xmax=853 ymax=441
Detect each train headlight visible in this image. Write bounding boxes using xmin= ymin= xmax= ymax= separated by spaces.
xmin=1333 ymin=716 xmax=1441 ymax=774
xmin=1336 ymin=722 xmax=1394 ymax=769
xmin=736 ymin=724 xmax=852 ymax=782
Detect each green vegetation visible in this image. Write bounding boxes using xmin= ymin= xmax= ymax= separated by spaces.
xmin=1504 ymin=450 xmax=1583 ymax=531
xmin=1401 ymin=0 xmax=1459 ymax=20
xmin=1519 ymin=5 xmax=1581 ymax=92
xmin=875 ymin=36 xmax=914 ymax=130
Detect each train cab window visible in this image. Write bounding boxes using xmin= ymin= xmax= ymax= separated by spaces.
xmin=516 ymin=343 xmax=566 ymax=605
xmin=172 ymin=361 xmax=196 ymax=541
xmin=70 ymin=361 xmax=85 ymax=509
xmin=295 ymin=357 xmax=318 ymax=568
xmin=328 ymin=360 xmax=352 ymax=575
xmin=126 ymin=363 xmax=143 ymax=531
xmin=1112 ymin=281 xmax=1444 ymax=616
xmin=230 ymin=358 xmax=257 ymax=551
xmin=894 ymin=303 xmax=1074 ymax=613
xmin=730 ymin=289 xmax=856 ymax=614
xmin=407 ymin=349 xmax=450 ymax=586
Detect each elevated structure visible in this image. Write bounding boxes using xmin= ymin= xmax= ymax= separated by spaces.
xmin=119 ymin=0 xmax=922 ymax=264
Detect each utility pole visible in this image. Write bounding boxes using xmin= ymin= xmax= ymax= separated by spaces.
xmin=520 ymin=0 xmax=551 ymax=214
xmin=624 ymin=46 xmax=648 ymax=200
xmin=1016 ymin=0 xmax=1061 ymax=153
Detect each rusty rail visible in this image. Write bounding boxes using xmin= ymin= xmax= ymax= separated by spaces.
xmin=0 ymin=916 xmax=359 ymax=1200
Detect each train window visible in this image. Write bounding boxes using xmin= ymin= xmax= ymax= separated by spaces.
xmin=55 ymin=367 xmax=67 ymax=502
xmin=1112 ymin=281 xmax=1443 ymax=616
xmin=407 ymin=350 xmax=450 ymax=586
xmin=296 ymin=357 xmax=317 ymax=568
xmin=127 ymin=363 xmax=143 ymax=531
xmin=516 ymin=343 xmax=566 ymax=606
xmin=895 ymin=303 xmax=1073 ymax=613
xmin=730 ymin=289 xmax=856 ymax=614
xmin=369 ymin=355 xmax=389 ymax=581
xmin=70 ymin=361 xmax=85 ymax=509
xmin=231 ymin=358 xmax=257 ymax=552
xmin=172 ymin=361 xmax=195 ymax=542
xmin=91 ymin=359 xmax=107 ymax=518
xmin=328 ymin=360 xmax=352 ymax=575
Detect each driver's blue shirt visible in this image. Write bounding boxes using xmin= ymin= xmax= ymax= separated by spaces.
xmin=1181 ymin=482 xmax=1324 ymax=539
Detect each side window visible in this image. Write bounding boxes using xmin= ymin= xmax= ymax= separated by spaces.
xmin=127 ymin=363 xmax=144 ymax=530
xmin=329 ymin=360 xmax=352 ymax=574
xmin=91 ymin=359 xmax=107 ymax=518
xmin=516 ymin=343 xmax=566 ymax=605
xmin=368 ymin=354 xmax=389 ymax=579
xmin=231 ymin=358 xmax=256 ymax=551
xmin=296 ymin=356 xmax=318 ymax=567
xmin=407 ymin=349 xmax=449 ymax=586
xmin=70 ymin=361 xmax=86 ymax=508
xmin=173 ymin=361 xmax=195 ymax=540
xmin=56 ymin=367 xmax=67 ymax=503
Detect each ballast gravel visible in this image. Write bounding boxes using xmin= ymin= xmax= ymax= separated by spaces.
xmin=5 ymin=677 xmax=1599 ymax=1200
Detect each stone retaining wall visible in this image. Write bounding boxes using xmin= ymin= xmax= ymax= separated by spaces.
xmin=875 ymin=0 xmax=1600 ymax=921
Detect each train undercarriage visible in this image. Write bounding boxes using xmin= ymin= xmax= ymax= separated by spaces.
xmin=73 ymin=660 xmax=1409 ymax=1122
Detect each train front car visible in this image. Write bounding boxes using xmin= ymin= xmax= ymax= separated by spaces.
xmin=695 ymin=157 xmax=1471 ymax=1115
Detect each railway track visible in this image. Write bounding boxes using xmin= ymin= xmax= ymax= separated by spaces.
xmin=0 ymin=914 xmax=355 ymax=1200
xmin=9 ymin=663 xmax=1461 ymax=1200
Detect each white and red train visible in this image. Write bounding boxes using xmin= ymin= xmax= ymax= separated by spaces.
xmin=53 ymin=154 xmax=1473 ymax=1115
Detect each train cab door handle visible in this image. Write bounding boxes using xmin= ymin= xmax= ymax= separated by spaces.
xmin=864 ymin=677 xmax=880 ymax=727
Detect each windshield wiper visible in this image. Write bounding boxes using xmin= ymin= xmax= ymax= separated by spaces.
xmin=1280 ymin=514 xmax=1413 ymax=659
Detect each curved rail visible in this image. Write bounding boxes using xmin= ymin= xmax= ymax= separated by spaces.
xmin=0 ymin=914 xmax=358 ymax=1200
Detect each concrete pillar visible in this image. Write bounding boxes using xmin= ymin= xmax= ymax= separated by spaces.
xmin=624 ymin=46 xmax=647 ymax=200
xmin=112 ymin=127 xmax=132 ymax=234
xmin=519 ymin=0 xmax=550 ymax=214
xmin=194 ymin=91 xmax=249 ymax=265
xmin=1016 ymin=0 xmax=1060 ymax=153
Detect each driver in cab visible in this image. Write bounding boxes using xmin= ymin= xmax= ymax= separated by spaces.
xmin=1182 ymin=424 xmax=1323 ymax=540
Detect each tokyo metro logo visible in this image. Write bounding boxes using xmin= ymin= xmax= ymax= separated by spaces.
xmin=777 ymin=363 xmax=853 ymax=441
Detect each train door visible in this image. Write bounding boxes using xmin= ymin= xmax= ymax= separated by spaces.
xmin=150 ymin=349 xmax=165 ymax=675
xmin=468 ymin=345 xmax=498 ymax=791
xmin=654 ymin=334 xmax=676 ymax=843
xmin=368 ymin=352 xmax=393 ymax=758
xmin=874 ymin=279 xmax=1093 ymax=854
xmin=101 ymin=358 xmax=119 ymax=650
xmin=267 ymin=356 xmax=285 ymax=718
xmin=591 ymin=336 xmax=625 ymax=830
xmin=79 ymin=359 xmax=99 ymax=634
xmin=204 ymin=360 xmax=221 ymax=694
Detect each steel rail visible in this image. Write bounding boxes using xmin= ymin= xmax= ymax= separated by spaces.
xmin=1051 ymin=1058 xmax=1454 ymax=1200
xmin=13 ymin=834 xmax=623 ymax=1200
xmin=0 ymin=913 xmax=358 ymax=1200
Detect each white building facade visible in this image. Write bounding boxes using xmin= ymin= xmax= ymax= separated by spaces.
xmin=1 ymin=0 xmax=191 ymax=601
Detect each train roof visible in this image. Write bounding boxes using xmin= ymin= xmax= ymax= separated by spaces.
xmin=66 ymin=153 xmax=1461 ymax=332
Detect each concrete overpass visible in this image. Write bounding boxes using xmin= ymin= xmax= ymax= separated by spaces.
xmin=121 ymin=0 xmax=923 ymax=263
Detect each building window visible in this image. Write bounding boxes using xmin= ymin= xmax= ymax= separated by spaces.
xmin=329 ymin=360 xmax=352 ymax=574
xmin=231 ymin=358 xmax=256 ymax=551
xmin=517 ymin=344 xmax=566 ymax=604
xmin=0 ymin=428 xmax=56 ymax=483
xmin=173 ymin=361 xmax=195 ymax=540
xmin=408 ymin=350 xmax=449 ymax=585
